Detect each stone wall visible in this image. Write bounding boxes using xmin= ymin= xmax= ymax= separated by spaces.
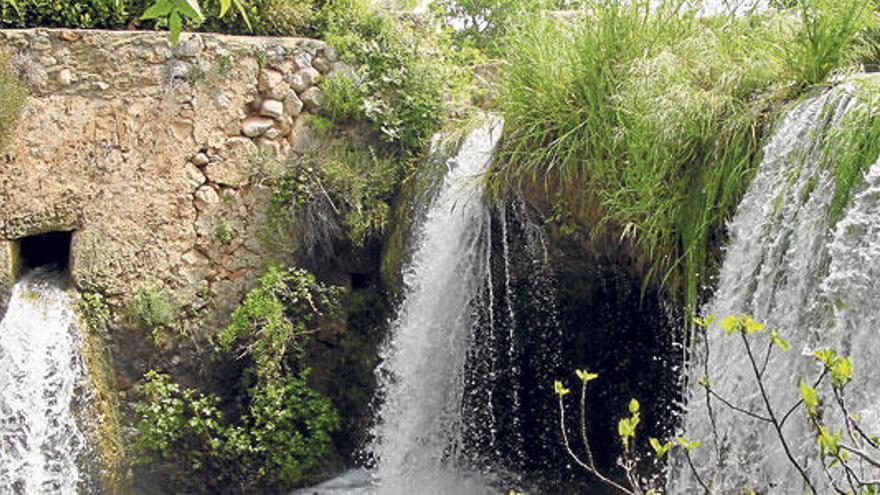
xmin=0 ymin=28 xmax=342 ymax=334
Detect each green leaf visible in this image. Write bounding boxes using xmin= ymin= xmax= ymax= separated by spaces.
xmin=675 ymin=436 xmax=701 ymax=452
xmin=554 ymin=380 xmax=570 ymax=397
xmin=219 ymin=0 xmax=230 ymax=17
xmin=618 ymin=418 xmax=635 ymax=447
xmin=169 ymin=11 xmax=183 ymax=45
xmin=770 ymin=329 xmax=790 ymax=351
xmin=743 ymin=316 xmax=766 ymax=334
xmin=720 ymin=315 xmax=739 ymax=335
xmin=628 ymin=398 xmax=640 ymax=414
xmin=817 ymin=426 xmax=841 ymax=456
xmin=575 ymin=369 xmax=599 ymax=383
xmin=172 ymin=0 xmax=204 ymax=21
xmin=799 ymin=379 xmax=819 ymax=417
xmin=813 ymin=349 xmax=837 ymax=366
xmin=692 ymin=314 xmax=716 ymax=328
xmin=831 ymin=356 xmax=853 ymax=387
xmin=141 ymin=0 xmax=173 ymax=19
xmin=698 ymin=375 xmax=710 ymax=388
xmin=649 ymin=437 xmax=672 ymax=459
xmin=232 ymin=0 xmax=252 ymax=31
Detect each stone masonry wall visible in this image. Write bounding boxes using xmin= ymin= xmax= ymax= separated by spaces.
xmin=0 ymin=28 xmax=342 ymax=335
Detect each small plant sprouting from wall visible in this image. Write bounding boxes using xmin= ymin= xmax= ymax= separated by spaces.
xmin=132 ymin=285 xmax=178 ymax=343
xmin=75 ymin=290 xmax=127 ymax=492
xmin=215 ymin=219 xmax=234 ymax=246
xmin=78 ymin=291 xmax=111 ymax=330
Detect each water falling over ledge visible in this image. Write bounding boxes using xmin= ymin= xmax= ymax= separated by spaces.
xmin=0 ymin=268 xmax=95 ymax=493
xmin=672 ymin=84 xmax=880 ymax=493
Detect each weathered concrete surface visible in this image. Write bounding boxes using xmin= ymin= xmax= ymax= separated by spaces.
xmin=0 ymin=28 xmax=340 ymax=333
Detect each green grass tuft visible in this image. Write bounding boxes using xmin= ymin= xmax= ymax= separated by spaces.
xmin=492 ymin=0 xmax=876 ymax=311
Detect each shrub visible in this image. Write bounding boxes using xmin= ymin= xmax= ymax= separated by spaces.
xmin=0 ymin=50 xmax=25 ymax=152
xmin=199 ymin=0 xmax=314 ymax=36
xmin=315 ymin=0 xmax=446 ymax=155
xmin=555 ymin=314 xmax=879 ymax=494
xmin=0 ymin=0 xmax=138 ymax=29
xmin=266 ymin=139 xmax=403 ymax=252
xmin=136 ymin=266 xmax=340 ymax=491
xmin=216 ymin=265 xmax=339 ymax=378
xmin=132 ymin=285 xmax=177 ymax=334
xmin=320 ymin=73 xmax=363 ymax=124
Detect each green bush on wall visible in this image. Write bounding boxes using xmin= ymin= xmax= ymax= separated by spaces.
xmin=135 ymin=266 xmax=341 ymax=491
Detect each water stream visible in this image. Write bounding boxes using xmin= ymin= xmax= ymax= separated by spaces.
xmin=673 ymin=85 xmax=880 ymax=492
xmin=0 ymin=268 xmax=93 ymax=493
xmin=368 ymin=116 xmax=503 ymax=494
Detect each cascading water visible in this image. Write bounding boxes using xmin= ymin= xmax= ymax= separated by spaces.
xmin=368 ymin=116 xmax=503 ymax=494
xmin=672 ymin=84 xmax=880 ymax=492
xmin=365 ymin=114 xmax=564 ymax=494
xmin=0 ymin=268 xmax=94 ymax=493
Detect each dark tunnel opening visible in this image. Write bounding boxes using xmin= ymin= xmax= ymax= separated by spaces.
xmin=17 ymin=231 xmax=73 ymax=274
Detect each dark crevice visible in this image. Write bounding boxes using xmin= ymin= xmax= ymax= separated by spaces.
xmin=17 ymin=231 xmax=73 ymax=275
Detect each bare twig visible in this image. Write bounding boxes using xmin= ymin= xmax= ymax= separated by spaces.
xmin=579 ymin=380 xmax=596 ymax=469
xmin=557 ymin=395 xmax=633 ymax=495
xmin=780 ymin=369 xmax=828 ymax=428
xmin=703 ymin=385 xmax=772 ymax=423
xmin=684 ymin=450 xmax=712 ymax=495
xmin=740 ymin=333 xmax=818 ymax=494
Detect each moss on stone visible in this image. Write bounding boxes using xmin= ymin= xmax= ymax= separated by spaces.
xmin=74 ymin=292 xmax=129 ymax=492
xmin=0 ymin=49 xmax=25 ymax=153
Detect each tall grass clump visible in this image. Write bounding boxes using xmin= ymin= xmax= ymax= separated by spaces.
xmin=780 ymin=0 xmax=876 ymax=86
xmin=494 ymin=0 xmax=800 ymax=310
xmin=823 ymin=76 xmax=880 ymax=224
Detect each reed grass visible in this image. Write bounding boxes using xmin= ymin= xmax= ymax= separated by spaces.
xmin=493 ymin=0 xmax=875 ymax=310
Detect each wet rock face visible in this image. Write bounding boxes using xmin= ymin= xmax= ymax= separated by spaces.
xmin=0 ymin=29 xmax=351 ymax=337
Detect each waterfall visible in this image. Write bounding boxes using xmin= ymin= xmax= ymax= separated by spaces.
xmin=368 ymin=116 xmax=503 ymax=494
xmin=672 ymin=85 xmax=880 ymax=492
xmin=300 ymin=115 xmax=562 ymax=495
xmin=0 ymin=268 xmax=94 ymax=493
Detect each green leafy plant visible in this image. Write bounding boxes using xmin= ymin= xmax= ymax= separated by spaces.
xmin=78 ymin=291 xmax=111 ymax=330
xmin=690 ymin=314 xmax=880 ymax=494
xmin=265 ymin=139 xmax=403 ymax=253
xmin=215 ymin=219 xmax=233 ymax=245
xmin=136 ymin=266 xmax=340 ymax=490
xmin=559 ymin=314 xmax=880 ymax=494
xmin=555 ymin=367 xmax=699 ymax=494
xmin=316 ymin=0 xmax=447 ymax=155
xmin=132 ymin=285 xmax=178 ymax=339
xmin=140 ymin=0 xmax=206 ymax=44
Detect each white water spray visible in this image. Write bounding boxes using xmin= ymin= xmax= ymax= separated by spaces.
xmin=0 ymin=269 xmax=92 ymax=493
xmin=368 ymin=116 xmax=503 ymax=494
xmin=673 ymin=85 xmax=880 ymax=492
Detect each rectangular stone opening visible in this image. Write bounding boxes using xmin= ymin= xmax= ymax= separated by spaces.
xmin=16 ymin=231 xmax=73 ymax=275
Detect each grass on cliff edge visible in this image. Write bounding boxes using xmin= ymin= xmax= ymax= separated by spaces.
xmin=492 ymin=0 xmax=875 ymax=311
